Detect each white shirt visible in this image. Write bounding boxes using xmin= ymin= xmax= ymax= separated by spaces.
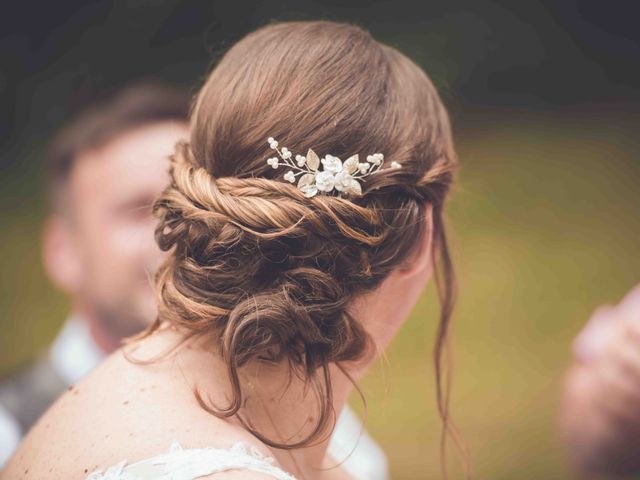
xmin=0 ymin=403 xmax=21 ymax=467
xmin=48 ymin=314 xmax=105 ymax=385
xmin=0 ymin=315 xmax=100 ymax=468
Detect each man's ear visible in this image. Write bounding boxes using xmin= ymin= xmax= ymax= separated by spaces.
xmin=42 ymin=215 xmax=83 ymax=294
xmin=397 ymin=203 xmax=434 ymax=277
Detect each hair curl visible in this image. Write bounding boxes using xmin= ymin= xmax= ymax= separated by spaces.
xmin=130 ymin=20 xmax=461 ymax=468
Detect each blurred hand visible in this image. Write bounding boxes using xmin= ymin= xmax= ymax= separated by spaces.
xmin=574 ymin=285 xmax=640 ymax=363
xmin=562 ymin=284 xmax=640 ymax=474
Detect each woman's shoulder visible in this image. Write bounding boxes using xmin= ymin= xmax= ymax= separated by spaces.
xmin=4 ymin=331 xmax=282 ymax=479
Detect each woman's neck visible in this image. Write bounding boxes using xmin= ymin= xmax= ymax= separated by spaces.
xmin=241 ymin=362 xmax=357 ymax=477
xmin=167 ymin=327 xmax=363 ymax=479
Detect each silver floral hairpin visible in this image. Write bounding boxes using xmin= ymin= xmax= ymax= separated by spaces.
xmin=265 ymin=137 xmax=401 ymax=198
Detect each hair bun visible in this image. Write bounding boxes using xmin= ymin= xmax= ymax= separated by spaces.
xmin=144 ymin=19 xmax=458 ymax=452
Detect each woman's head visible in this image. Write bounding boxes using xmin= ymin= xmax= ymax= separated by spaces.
xmin=149 ymin=20 xmax=458 ymax=449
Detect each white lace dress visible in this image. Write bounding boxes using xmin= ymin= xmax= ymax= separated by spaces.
xmin=85 ymin=440 xmax=297 ymax=480
xmin=84 ymin=405 xmax=387 ymax=480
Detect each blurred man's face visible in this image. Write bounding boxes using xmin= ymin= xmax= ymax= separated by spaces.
xmin=49 ymin=121 xmax=188 ymax=339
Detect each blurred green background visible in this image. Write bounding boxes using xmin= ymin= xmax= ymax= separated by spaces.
xmin=1 ymin=1 xmax=639 ymax=478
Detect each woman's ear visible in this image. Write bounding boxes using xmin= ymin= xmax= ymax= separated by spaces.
xmin=42 ymin=214 xmax=83 ymax=294
xmin=397 ymin=203 xmax=434 ymax=277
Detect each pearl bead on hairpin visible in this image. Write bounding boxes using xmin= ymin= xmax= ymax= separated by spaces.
xmin=265 ymin=137 xmax=401 ymax=198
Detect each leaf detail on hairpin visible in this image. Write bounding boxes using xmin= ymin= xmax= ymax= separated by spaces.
xmin=337 ymin=171 xmax=362 ymax=195
xmin=306 ymin=149 xmax=320 ymax=171
xmin=343 ymin=154 xmax=359 ymax=175
xmin=298 ymin=173 xmax=318 ymax=198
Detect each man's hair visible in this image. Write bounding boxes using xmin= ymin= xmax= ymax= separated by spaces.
xmin=46 ymin=82 xmax=190 ymax=210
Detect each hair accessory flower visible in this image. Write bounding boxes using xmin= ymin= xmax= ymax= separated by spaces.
xmin=265 ymin=137 xmax=401 ymax=198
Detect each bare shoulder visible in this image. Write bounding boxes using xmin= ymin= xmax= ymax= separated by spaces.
xmin=3 ymin=329 xmax=278 ymax=480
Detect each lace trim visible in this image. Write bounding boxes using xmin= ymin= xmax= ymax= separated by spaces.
xmin=86 ymin=440 xmax=297 ymax=480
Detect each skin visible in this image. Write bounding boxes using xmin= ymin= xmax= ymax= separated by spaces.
xmin=560 ymin=285 xmax=640 ymax=476
xmin=42 ymin=121 xmax=189 ymax=352
xmin=3 ymin=205 xmax=435 ymax=480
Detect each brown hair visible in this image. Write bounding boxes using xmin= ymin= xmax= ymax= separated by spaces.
xmin=46 ymin=82 xmax=189 ymax=210
xmin=138 ymin=20 xmax=460 ymax=471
